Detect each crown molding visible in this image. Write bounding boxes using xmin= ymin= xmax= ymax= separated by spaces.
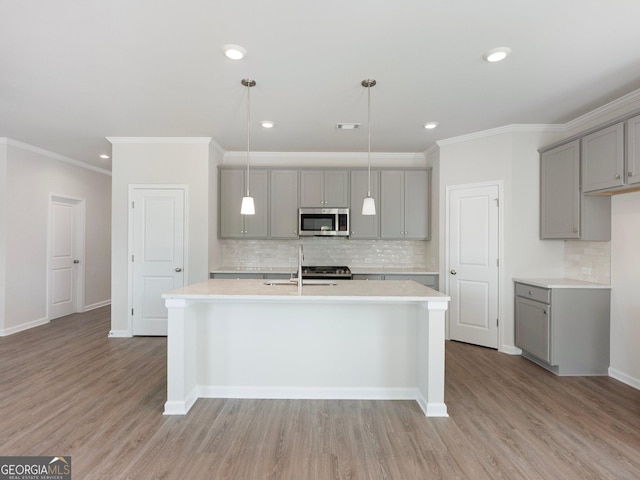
xmin=564 ymin=88 xmax=640 ymax=132
xmin=436 ymin=124 xmax=565 ymax=147
xmin=106 ymin=137 xmax=212 ymax=144
xmin=223 ymin=151 xmax=425 ymax=161
xmin=1 ymin=138 xmax=112 ymax=176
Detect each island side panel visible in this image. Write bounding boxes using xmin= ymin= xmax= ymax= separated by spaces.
xmin=416 ymin=300 xmax=449 ymax=417
xmin=195 ymin=301 xmax=419 ymax=397
xmin=164 ymin=298 xmax=198 ymax=415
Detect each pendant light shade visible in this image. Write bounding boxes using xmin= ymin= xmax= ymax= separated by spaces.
xmin=361 ymin=79 xmax=377 ymax=216
xmin=240 ymin=196 xmax=255 ymax=215
xmin=241 ymin=78 xmax=256 ymax=215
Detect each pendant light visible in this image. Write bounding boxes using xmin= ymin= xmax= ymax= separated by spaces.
xmin=361 ymin=79 xmax=377 ymax=215
xmin=240 ymin=78 xmax=256 ymax=215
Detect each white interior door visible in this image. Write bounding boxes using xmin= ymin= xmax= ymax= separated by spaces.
xmin=49 ymin=196 xmax=84 ymax=320
xmin=447 ymin=183 xmax=499 ymax=349
xmin=131 ymin=188 xmax=185 ymax=336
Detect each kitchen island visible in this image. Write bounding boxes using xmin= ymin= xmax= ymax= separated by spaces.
xmin=162 ymin=279 xmax=450 ymax=417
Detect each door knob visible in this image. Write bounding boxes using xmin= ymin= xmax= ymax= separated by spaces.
xmin=175 ymin=267 xmax=182 ymax=272
xmin=450 ymin=269 xmax=457 ymax=275
xmin=73 ymin=259 xmax=80 ymax=264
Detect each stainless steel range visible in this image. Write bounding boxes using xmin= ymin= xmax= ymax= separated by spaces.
xmin=300 ymin=266 xmax=352 ymax=280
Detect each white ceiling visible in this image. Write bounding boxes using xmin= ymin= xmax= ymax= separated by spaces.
xmin=3 ymin=0 xmax=640 ymax=170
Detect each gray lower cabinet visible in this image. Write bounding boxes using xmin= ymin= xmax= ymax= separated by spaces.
xmin=350 ymin=170 xmax=380 ymax=239
xmin=211 ymin=272 xmax=265 ymax=279
xmin=380 ymin=170 xmax=429 ymax=240
xmin=539 ymin=140 xmax=610 ymax=240
xmin=270 ymin=170 xmax=299 ymax=239
xmin=219 ymin=169 xmax=269 ymax=239
xmin=352 ymin=273 xmax=438 ymax=290
xmin=514 ymin=281 xmax=610 ymax=375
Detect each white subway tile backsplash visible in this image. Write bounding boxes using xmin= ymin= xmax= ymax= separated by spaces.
xmin=564 ymin=240 xmax=610 ymax=284
xmin=221 ymin=238 xmax=431 ymax=270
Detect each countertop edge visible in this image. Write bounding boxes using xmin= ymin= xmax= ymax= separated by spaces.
xmin=513 ymin=277 xmax=612 ymax=289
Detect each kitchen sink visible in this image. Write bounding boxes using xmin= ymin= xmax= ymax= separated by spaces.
xmin=263 ymin=279 xmax=338 ymax=286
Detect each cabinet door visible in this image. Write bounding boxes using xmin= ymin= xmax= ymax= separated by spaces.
xmin=300 ymin=170 xmax=324 ymax=207
xmin=515 ymin=296 xmax=551 ymax=364
xmin=626 ymin=114 xmax=640 ymax=186
xmin=582 ymin=122 xmax=624 ymax=192
xmin=540 ymin=141 xmax=580 ymax=239
xmin=270 ymin=170 xmax=299 ymax=239
xmin=404 ymin=170 xmax=429 ymax=240
xmin=244 ymin=170 xmax=269 ymax=238
xmin=324 ymin=171 xmax=349 ymax=207
xmin=349 ymin=170 xmax=379 ymax=239
xmin=219 ymin=169 xmax=245 ymax=238
xmin=380 ymin=170 xmax=405 ymax=239
xmin=384 ymin=274 xmax=438 ymax=289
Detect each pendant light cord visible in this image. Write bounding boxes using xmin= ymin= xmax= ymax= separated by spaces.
xmin=246 ymin=80 xmax=251 ymax=197
xmin=367 ymin=81 xmax=372 ymax=197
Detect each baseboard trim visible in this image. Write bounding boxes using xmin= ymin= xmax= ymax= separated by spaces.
xmin=163 ymin=389 xmax=198 ymax=415
xmin=83 ymin=300 xmax=111 ymax=312
xmin=197 ymin=385 xmax=418 ymax=401
xmin=609 ymin=367 xmax=640 ymax=391
xmin=500 ymin=345 xmax=523 ymax=355
xmin=108 ymin=330 xmax=132 ymax=338
xmin=416 ymin=391 xmax=448 ymax=417
xmin=0 ymin=316 xmax=49 ymax=336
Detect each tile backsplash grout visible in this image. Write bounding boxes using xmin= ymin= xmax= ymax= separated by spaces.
xmin=564 ymin=240 xmax=611 ymax=284
xmin=220 ymin=238 xmax=434 ymax=271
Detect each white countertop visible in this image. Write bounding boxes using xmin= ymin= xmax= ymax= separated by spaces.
xmin=513 ymin=278 xmax=611 ymax=289
xmin=164 ymin=279 xmax=449 ymax=302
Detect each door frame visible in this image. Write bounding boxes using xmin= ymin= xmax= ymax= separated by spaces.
xmin=127 ymin=184 xmax=189 ymax=336
xmin=444 ymin=180 xmax=504 ymax=350
xmin=47 ymin=193 xmax=86 ymax=319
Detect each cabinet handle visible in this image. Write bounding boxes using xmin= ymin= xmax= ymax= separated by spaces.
xmin=629 ymin=171 xmax=633 ymax=177
xmin=616 ymin=174 xmax=621 ymax=179
xmin=529 ymin=290 xmax=534 ymax=295
xmin=572 ymin=228 xmax=578 ymax=233
xmin=543 ymin=310 xmax=547 ymax=315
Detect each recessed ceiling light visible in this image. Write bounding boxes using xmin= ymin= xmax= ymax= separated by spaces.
xmin=260 ymin=120 xmax=275 ymax=129
xmin=99 ymin=154 xmax=110 ymax=159
xmin=483 ymin=47 xmax=511 ymax=63
xmin=424 ymin=122 xmax=439 ymax=130
xmin=223 ymin=44 xmax=246 ymax=60
xmin=336 ymin=123 xmax=361 ymax=130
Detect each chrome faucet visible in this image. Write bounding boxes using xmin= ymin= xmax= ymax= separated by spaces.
xmin=297 ymin=244 xmax=304 ymax=294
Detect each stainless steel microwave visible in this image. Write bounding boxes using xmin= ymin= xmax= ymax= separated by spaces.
xmin=298 ymin=208 xmax=349 ymax=237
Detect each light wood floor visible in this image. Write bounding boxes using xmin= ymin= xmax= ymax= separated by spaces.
xmin=2 ymin=307 xmax=640 ymax=479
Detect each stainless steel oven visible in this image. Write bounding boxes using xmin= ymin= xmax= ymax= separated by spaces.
xmin=298 ymin=208 xmax=349 ymax=237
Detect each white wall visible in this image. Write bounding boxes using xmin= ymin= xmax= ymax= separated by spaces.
xmin=0 ymin=139 xmax=111 ymax=335
xmin=208 ymin=142 xmax=224 ymax=270
xmin=609 ymin=191 xmax=640 ymax=387
xmin=437 ymin=129 xmax=565 ymax=352
xmin=0 ymin=144 xmax=7 ymax=332
xmin=109 ymin=139 xmax=211 ymax=335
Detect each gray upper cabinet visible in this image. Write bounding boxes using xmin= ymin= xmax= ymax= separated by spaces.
xmin=581 ymin=122 xmax=625 ymax=193
xmin=626 ymin=114 xmax=640 ymax=186
xmin=300 ymin=170 xmax=349 ymax=207
xmin=349 ymin=170 xmax=380 ymax=239
xmin=219 ymin=168 xmax=268 ymax=239
xmin=540 ymin=140 xmax=580 ymax=239
xmin=270 ymin=169 xmax=299 ymax=239
xmin=380 ymin=170 xmax=429 ymax=240
xmin=540 ymin=140 xmax=610 ymax=240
